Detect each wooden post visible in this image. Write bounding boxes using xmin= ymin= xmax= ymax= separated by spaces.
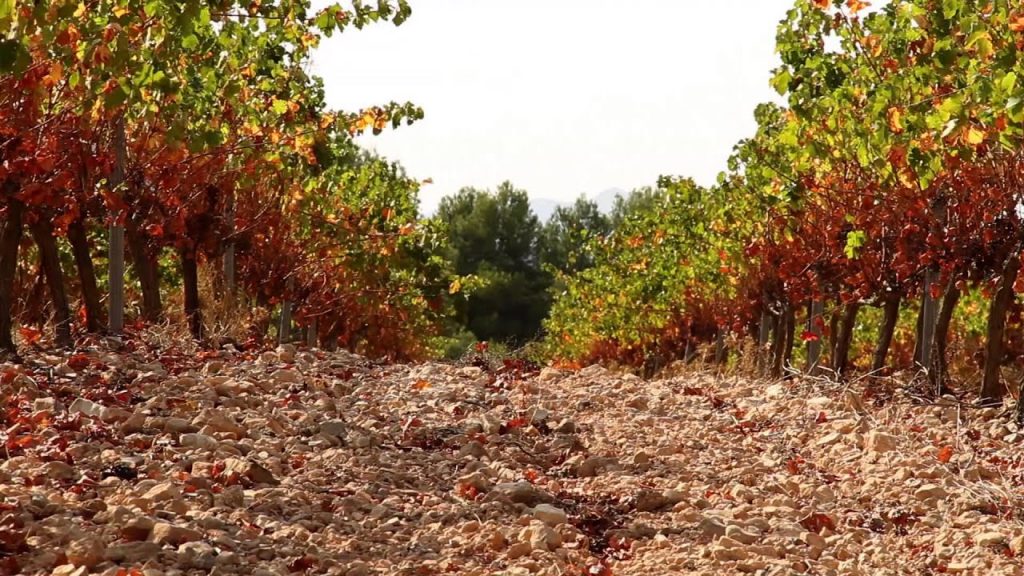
xmin=306 ymin=318 xmax=317 ymax=348
xmin=223 ymin=193 xmax=235 ymax=295
xmin=278 ymin=277 xmax=294 ymax=345
xmin=278 ymin=302 xmax=292 ymax=345
xmin=758 ymin=307 xmax=772 ymax=368
xmin=806 ymin=299 xmax=824 ymax=374
xmin=918 ymin=269 xmax=939 ymax=369
xmin=714 ymin=327 xmax=728 ymax=364
xmin=108 ymin=116 xmax=127 ymax=334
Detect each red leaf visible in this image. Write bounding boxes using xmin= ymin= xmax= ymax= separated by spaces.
xmin=67 ymin=354 xmax=91 ymax=371
xmin=799 ymin=512 xmax=835 ymax=534
xmin=937 ymin=445 xmax=954 ymax=464
xmin=17 ymin=327 xmax=42 ymax=346
xmin=785 ymin=458 xmax=802 ymax=475
xmin=815 ymin=411 xmax=828 ymax=424
xmin=505 ymin=416 xmax=529 ymax=430
xmin=801 ymin=330 xmax=820 ymax=343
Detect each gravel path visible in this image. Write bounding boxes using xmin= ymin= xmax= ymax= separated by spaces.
xmin=2 ymin=346 xmax=1023 ymax=575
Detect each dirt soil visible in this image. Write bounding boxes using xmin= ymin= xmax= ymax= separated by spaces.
xmin=2 ymin=344 xmax=1024 ymax=576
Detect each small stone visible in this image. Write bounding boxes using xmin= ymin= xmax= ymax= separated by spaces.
xmin=698 ymin=515 xmax=728 ymax=538
xmin=142 ymin=482 xmax=181 ymax=503
xmin=1011 ymin=535 xmax=1024 ymax=555
xmin=223 ymin=457 xmax=279 ymax=485
xmin=713 ymin=546 xmax=749 ymax=562
xmin=813 ymin=485 xmax=836 ymax=504
xmin=120 ymin=413 xmax=147 ymax=434
xmin=319 ymin=420 xmax=347 ymax=439
xmin=66 ymin=536 xmax=104 ymax=567
xmin=626 ymin=395 xmax=649 ymax=410
xmin=277 ymin=344 xmax=296 ymax=364
xmin=193 ymin=410 xmax=246 ymax=437
xmin=105 ymin=541 xmax=161 ymax=563
xmin=975 ymin=532 xmax=1007 ymax=547
xmin=33 ymin=397 xmax=58 ymax=411
xmin=803 ymin=531 xmax=827 ymax=550
xmin=69 ymin=397 xmax=104 ymax=418
xmin=490 ymin=481 xmax=552 ymax=506
xmin=345 ymin=561 xmax=370 ymax=576
xmin=817 ymin=432 xmax=843 ymax=447
xmin=51 ymin=566 xmax=88 ymax=576
xmin=914 ymin=484 xmax=949 ymax=501
xmin=729 ymin=484 xmax=756 ymax=503
xmin=553 ymin=419 xmax=577 ymax=434
xmin=178 ymin=541 xmax=217 ymax=569
xmin=42 ymin=460 xmax=76 ymax=480
xmin=100 ymin=406 xmax=132 ymax=423
xmin=635 ymin=489 xmax=670 ymax=512
xmin=577 ymin=456 xmax=617 ymax=478
xmin=150 ymin=523 xmax=202 ymax=546
xmin=725 ymin=525 xmax=759 ymax=545
xmin=507 ymin=541 xmax=532 ymax=559
xmin=663 ymin=489 xmax=686 ymax=505
xmin=122 ymin=516 xmax=156 ymax=541
xmin=864 ymin=431 xmax=899 ymax=453
xmin=163 ymin=417 xmax=196 ymax=433
xmin=180 ymin=433 xmax=219 ymax=450
xmin=272 ymin=368 xmax=302 ymax=384
xmin=538 ymin=367 xmax=564 ymax=382
xmin=533 ymin=504 xmax=568 ymax=526
xmin=525 ymin=524 xmax=562 ymax=552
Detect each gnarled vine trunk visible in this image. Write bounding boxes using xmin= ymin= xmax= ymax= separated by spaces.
xmin=29 ymin=219 xmax=73 ymax=348
xmin=928 ymin=280 xmax=960 ymax=396
xmin=180 ymin=246 xmax=203 ymax=340
xmin=981 ymin=254 xmax=1020 ymax=403
xmin=67 ymin=217 xmax=104 ymax=333
xmin=0 ymin=194 xmax=24 ymax=354
xmin=126 ymin=222 xmax=163 ymax=322
xmin=872 ymin=295 xmax=900 ymax=373
xmin=833 ymin=302 xmax=859 ymax=376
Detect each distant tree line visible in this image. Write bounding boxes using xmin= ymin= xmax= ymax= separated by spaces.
xmin=435 ymin=181 xmax=651 ymax=355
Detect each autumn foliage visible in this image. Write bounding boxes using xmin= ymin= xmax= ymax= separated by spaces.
xmin=545 ymin=0 xmax=1024 ymax=412
xmin=0 ymin=1 xmax=455 ymax=359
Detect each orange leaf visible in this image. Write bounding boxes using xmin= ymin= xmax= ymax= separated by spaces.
xmin=937 ymin=445 xmax=954 ymax=464
xmin=411 ymin=379 xmax=431 ymax=391
xmin=799 ymin=512 xmax=835 ymax=534
xmin=18 ymin=326 xmax=42 ymax=346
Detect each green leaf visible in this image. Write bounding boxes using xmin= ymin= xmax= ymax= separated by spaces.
xmin=104 ymin=83 xmax=129 ymax=108
xmin=771 ymin=69 xmax=793 ymax=97
xmin=844 ymin=230 xmax=867 ymax=259
xmin=1000 ymin=72 xmax=1017 ymax=93
xmin=0 ymin=0 xmax=13 ymax=25
xmin=0 ymin=39 xmax=20 ymax=72
xmin=144 ymin=0 xmax=161 ymax=18
xmin=271 ymin=99 xmax=289 ymax=114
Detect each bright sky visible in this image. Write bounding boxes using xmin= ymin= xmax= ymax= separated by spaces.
xmin=310 ymin=1 xmax=794 ymax=213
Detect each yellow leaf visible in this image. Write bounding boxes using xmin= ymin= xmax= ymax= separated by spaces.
xmin=887 ymin=107 xmax=903 ymax=134
xmin=43 ymin=61 xmax=63 ymax=87
xmin=966 ymin=127 xmax=985 ymax=145
xmin=113 ymin=6 xmax=130 ymax=18
xmin=449 ymin=279 xmax=462 ymax=294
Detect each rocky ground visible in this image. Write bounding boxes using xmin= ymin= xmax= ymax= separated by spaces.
xmin=2 ymin=342 xmax=1024 ymax=576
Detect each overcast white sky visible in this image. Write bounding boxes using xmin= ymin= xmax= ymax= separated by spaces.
xmin=310 ymin=1 xmax=793 ymax=212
